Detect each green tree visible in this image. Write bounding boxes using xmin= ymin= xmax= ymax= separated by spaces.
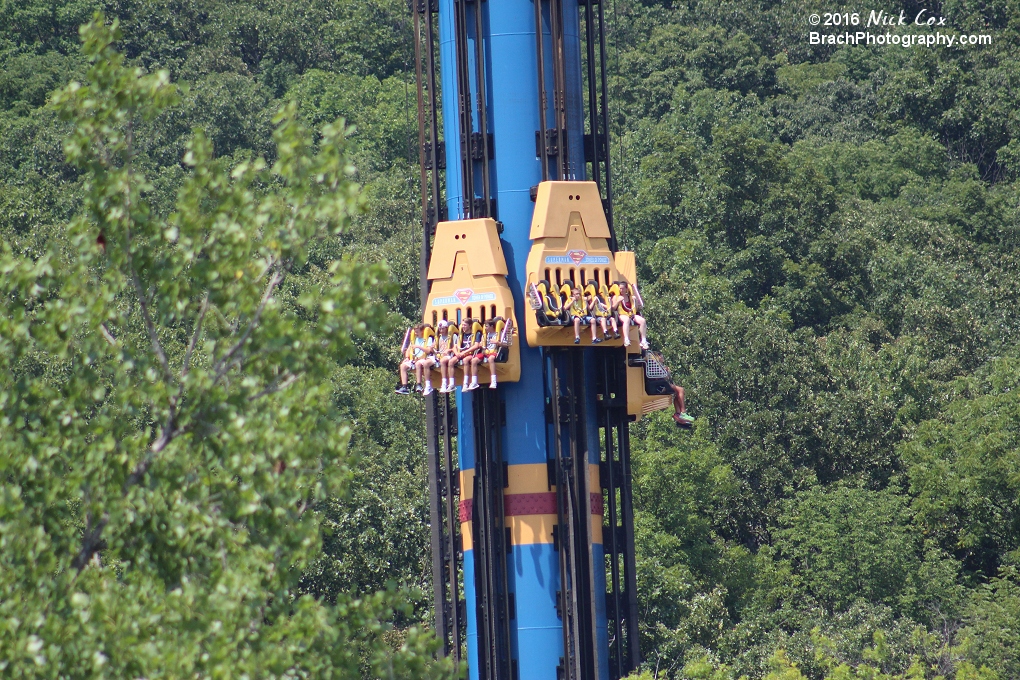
xmin=0 ymin=16 xmax=451 ymax=678
xmin=902 ymin=359 xmax=1020 ymax=576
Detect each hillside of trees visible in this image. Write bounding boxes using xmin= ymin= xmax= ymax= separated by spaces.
xmin=2 ymin=0 xmax=1019 ymax=677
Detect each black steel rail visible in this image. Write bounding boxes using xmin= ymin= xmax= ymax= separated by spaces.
xmin=441 ymin=393 xmax=463 ymax=660
xmin=549 ymin=0 xmax=570 ymax=180
xmin=472 ymin=0 xmax=494 ymax=218
xmin=453 ymin=0 xmax=476 ymax=217
xmin=580 ymin=0 xmax=616 ymax=248
xmin=413 ymin=0 xmax=462 ymax=662
xmin=547 ymin=350 xmax=599 ymax=680
xmin=533 ymin=0 xmax=550 ymax=182
xmin=596 ymin=348 xmax=640 ymax=677
xmin=472 ymin=390 xmax=512 ymax=680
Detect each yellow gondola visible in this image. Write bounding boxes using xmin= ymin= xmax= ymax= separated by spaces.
xmin=524 ymin=181 xmax=641 ymax=347
xmin=423 ymin=218 xmax=520 ymax=385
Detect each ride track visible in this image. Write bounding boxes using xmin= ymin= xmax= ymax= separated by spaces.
xmin=410 ymin=0 xmax=647 ymax=677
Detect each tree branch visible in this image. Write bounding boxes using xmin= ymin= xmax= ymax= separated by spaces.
xmin=99 ymin=323 xmax=118 ymax=348
xmin=71 ymin=410 xmax=182 ymax=573
xmin=181 ymin=294 xmax=209 ymax=380
xmin=72 ymin=510 xmax=109 ymax=572
xmin=129 ymin=268 xmax=174 ymax=386
xmin=212 ymin=267 xmax=283 ymax=383
xmin=148 ymin=407 xmax=184 ymax=455
xmin=249 ymin=372 xmax=297 ymax=401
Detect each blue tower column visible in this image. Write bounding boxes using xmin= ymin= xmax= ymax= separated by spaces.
xmin=440 ymin=0 xmax=607 ymax=677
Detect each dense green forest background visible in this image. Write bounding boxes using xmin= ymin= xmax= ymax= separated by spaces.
xmin=2 ymin=0 xmax=1019 ymax=676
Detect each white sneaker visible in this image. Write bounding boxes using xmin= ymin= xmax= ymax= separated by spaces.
xmin=489 ymin=380 xmax=497 ymax=389
xmin=623 ymin=338 xmax=631 ymax=347
xmin=422 ymin=384 xmax=434 ymax=395
xmin=639 ymin=339 xmax=649 ymax=350
xmin=465 ymin=381 xmax=479 ymax=391
xmin=441 ymin=380 xmax=452 ymax=393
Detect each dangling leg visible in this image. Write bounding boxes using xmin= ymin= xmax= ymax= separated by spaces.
xmin=413 ymin=359 xmax=424 ymax=391
xmin=461 ymin=356 xmax=470 ymax=390
xmin=672 ymin=384 xmax=694 ymax=428
xmin=673 ymin=385 xmax=686 ymax=413
xmin=636 ymin=314 xmax=649 ymax=349
xmin=396 ymin=360 xmax=412 ymax=394
xmin=444 ymin=357 xmax=454 ymax=392
xmin=573 ymin=316 xmax=582 ymax=344
xmin=467 ymin=356 xmax=481 ymax=390
xmin=422 ymin=358 xmax=434 ymax=395
xmin=621 ymin=316 xmax=632 ymax=346
xmin=487 ymin=355 xmax=498 ymax=389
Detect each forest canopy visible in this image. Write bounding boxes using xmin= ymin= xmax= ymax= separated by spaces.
xmin=1 ymin=0 xmax=1019 ymax=677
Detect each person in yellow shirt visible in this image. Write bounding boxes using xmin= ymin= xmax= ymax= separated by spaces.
xmin=567 ymin=286 xmax=598 ymax=344
xmin=435 ymin=320 xmax=457 ymax=393
xmin=585 ymin=283 xmax=612 ymax=343
xmin=480 ymin=318 xmax=508 ymax=389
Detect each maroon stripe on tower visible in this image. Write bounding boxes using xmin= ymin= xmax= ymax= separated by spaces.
xmin=461 ymin=492 xmax=604 ymax=521
xmin=503 ymin=492 xmax=557 ymax=516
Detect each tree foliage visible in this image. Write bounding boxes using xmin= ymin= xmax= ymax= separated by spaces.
xmin=3 ymin=0 xmax=1020 ymax=678
xmin=0 ymin=16 xmax=449 ymax=678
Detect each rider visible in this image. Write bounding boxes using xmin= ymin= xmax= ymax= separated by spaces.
xmin=456 ymin=318 xmax=483 ymax=391
xmin=481 ymin=317 xmax=507 ymax=389
xmin=436 ymin=320 xmax=457 ymax=393
xmin=567 ymin=286 xmax=597 ymax=344
xmin=396 ymin=323 xmax=432 ymax=395
xmin=612 ymin=281 xmax=649 ymax=349
xmin=416 ymin=323 xmax=437 ymax=395
xmin=585 ymin=283 xmax=612 ymax=343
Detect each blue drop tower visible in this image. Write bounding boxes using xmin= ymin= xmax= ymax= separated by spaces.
xmin=411 ymin=0 xmax=648 ymax=677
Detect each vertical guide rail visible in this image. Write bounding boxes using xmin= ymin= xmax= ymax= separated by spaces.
xmin=472 ymin=0 xmax=493 ymax=218
xmin=415 ymin=0 xmax=443 ymax=233
xmin=472 ymin=391 xmax=512 ymax=680
xmin=454 ymin=0 xmax=476 ymax=217
xmin=533 ymin=0 xmax=549 ymax=182
xmin=548 ymin=350 xmax=599 ymax=680
xmin=581 ymin=0 xmax=600 ymax=191
xmin=596 ymin=349 xmax=623 ymax=677
xmin=567 ymin=351 xmax=599 ymax=680
xmin=414 ymin=6 xmax=432 ymax=239
xmin=425 ymin=0 xmax=444 ymax=228
xmin=596 ymin=348 xmax=640 ymax=677
xmin=617 ymin=401 xmax=640 ymax=671
xmin=414 ymin=0 xmax=460 ymax=661
xmin=548 ymin=0 xmax=569 ymax=179
xmin=441 ymin=393 xmax=462 ymax=662
xmin=594 ymin=0 xmax=616 ymax=248
xmin=424 ymin=388 xmax=450 ymax=654
xmin=549 ymin=350 xmax=578 ymax=680
xmin=579 ymin=0 xmax=616 ymax=248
